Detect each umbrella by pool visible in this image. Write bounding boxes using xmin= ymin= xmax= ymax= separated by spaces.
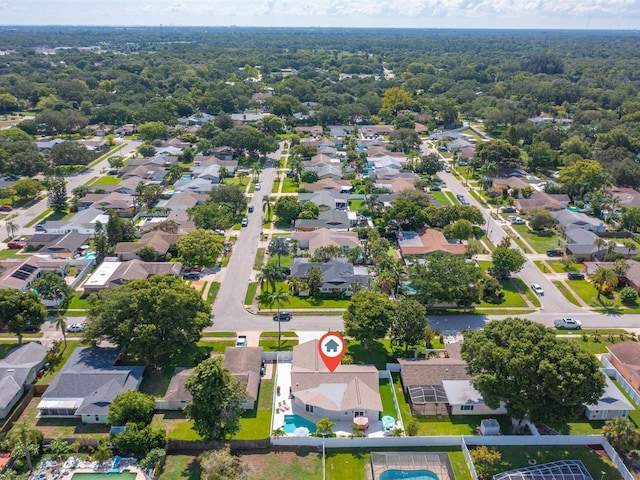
xmin=294 ymin=426 xmax=310 ymax=437
xmin=353 ymin=416 xmax=369 ymax=427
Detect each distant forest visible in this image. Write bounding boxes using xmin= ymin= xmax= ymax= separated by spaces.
xmin=1 ymin=27 xmax=640 ymax=187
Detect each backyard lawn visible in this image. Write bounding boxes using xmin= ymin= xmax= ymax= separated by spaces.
xmin=159 ymin=455 xmax=200 ymax=480
xmin=379 ymin=378 xmax=397 ymax=418
xmin=510 ymin=225 xmax=560 ymax=253
xmin=234 ymin=379 xmax=274 ymax=439
xmin=490 ymin=446 xmax=620 ymax=480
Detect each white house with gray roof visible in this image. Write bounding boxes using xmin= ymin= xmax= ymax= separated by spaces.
xmin=38 ymin=347 xmax=144 ymax=424
xmin=0 ymin=342 xmax=48 ymax=418
xmin=290 ymin=340 xmax=382 ymax=424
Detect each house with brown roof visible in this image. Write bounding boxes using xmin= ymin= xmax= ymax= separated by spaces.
xmin=115 ymin=230 xmax=181 ymax=261
xmin=376 ymin=178 xmax=416 ymax=193
xmin=607 ymin=341 xmax=640 ymax=394
xmin=398 ymin=342 xmax=472 ymax=415
xmin=222 ymin=347 xmax=264 ymax=410
xmin=584 ymin=259 xmax=640 ymax=291
xmin=397 ymin=229 xmax=467 ymax=257
xmin=155 ymin=367 xmax=193 ymax=411
xmin=609 ymin=187 xmax=640 ymax=208
xmin=299 ymin=178 xmax=353 ymax=193
xmin=492 ymin=177 xmax=531 ymax=190
xmin=294 ymin=126 xmax=323 ymax=136
xmin=292 ymin=228 xmax=361 ymax=255
xmin=290 ymin=340 xmax=382 ymax=424
xmin=82 ymin=259 xmax=182 ymax=294
xmin=79 ymin=192 xmax=135 ymax=215
xmin=515 ymin=192 xmax=570 ymax=213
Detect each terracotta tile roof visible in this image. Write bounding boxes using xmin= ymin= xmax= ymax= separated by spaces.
xmin=398 ymin=228 xmax=467 ymax=256
xmin=608 ymin=341 xmax=640 ymax=369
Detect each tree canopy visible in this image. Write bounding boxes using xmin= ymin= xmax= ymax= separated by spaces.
xmin=461 ymin=317 xmax=605 ymax=427
xmin=343 ymin=291 xmax=395 ymax=349
xmin=84 ymin=275 xmax=210 ymax=365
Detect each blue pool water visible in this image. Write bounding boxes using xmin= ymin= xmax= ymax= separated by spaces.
xmin=283 ymin=414 xmax=316 ymax=434
xmin=380 ymin=469 xmax=439 ymax=480
xmin=83 ymin=253 xmax=97 ymax=260
xmin=181 ymin=174 xmax=192 ymax=180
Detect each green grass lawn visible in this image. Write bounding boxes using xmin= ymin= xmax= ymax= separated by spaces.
xmin=346 ymin=339 xmax=396 ymax=370
xmin=259 ymin=287 xmax=350 ymax=309
xmin=412 ymin=414 xmax=512 ymax=436
xmin=490 ymin=446 xmax=620 ymax=480
xmin=258 ymin=339 xmax=299 ymax=351
xmin=431 ymin=190 xmax=453 ymax=206
xmin=67 ymin=294 xmax=91 ymax=310
xmin=393 ymin=373 xmax=413 ymax=427
xmin=282 ymin=177 xmax=300 ymax=193
xmin=245 ymin=282 xmax=258 ymax=305
xmin=553 ymin=280 xmax=581 ymax=306
xmin=564 ymin=334 xmax=620 ymax=355
xmin=206 ymin=282 xmax=220 ymax=305
xmin=0 ymin=341 xmax=21 ymax=358
xmin=546 ymin=260 xmax=582 ymax=273
xmin=511 ymin=225 xmax=560 ymax=253
xmin=261 ymin=331 xmax=298 ymax=338
xmin=234 ymin=379 xmax=274 ymax=439
xmin=267 ymin=254 xmax=294 ymax=268
xmin=159 ymin=455 xmax=201 ymax=480
xmin=349 ymin=199 xmax=365 ymax=212
xmin=254 ymin=247 xmax=266 ymax=269
xmin=512 ymin=278 xmax=541 ymax=307
xmin=566 ymin=279 xmax=600 ymax=306
xmin=477 ymin=279 xmax=527 ymax=308
xmin=37 ymin=340 xmax=84 ymax=384
xmin=0 ymin=249 xmax=30 ymax=260
xmin=379 ymin=378 xmax=397 ymax=417
xmin=201 ymin=331 xmax=236 ymax=337
xmin=90 ymin=175 xmax=121 ymax=186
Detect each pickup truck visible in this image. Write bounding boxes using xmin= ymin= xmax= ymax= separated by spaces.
xmin=554 ymin=318 xmax=582 ymax=330
xmin=236 ymin=335 xmax=247 ymax=347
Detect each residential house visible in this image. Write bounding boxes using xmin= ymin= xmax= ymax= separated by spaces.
xmin=155 ymin=367 xmax=193 ymax=411
xmin=292 ymin=228 xmax=361 ymax=255
xmin=79 ymin=192 xmax=135 ymax=215
xmin=86 ymin=124 xmax=114 ymax=137
xmin=155 ymin=146 xmax=183 ymax=156
xmin=327 ymin=125 xmax=355 ymax=138
xmin=584 ymin=259 xmax=640 ymax=291
xmin=37 ymin=347 xmax=144 ymax=424
xmin=553 ymin=209 xmax=606 ymax=233
xmin=231 ymin=112 xmax=267 ymax=123
xmin=115 ymin=230 xmax=181 ymax=261
xmin=211 ymin=147 xmax=235 ymax=161
xmin=120 ymin=165 xmax=170 ymax=184
xmin=414 ymin=123 xmax=429 ymax=134
xmin=376 ymin=178 xmax=416 ymax=193
xmin=294 ymin=126 xmax=323 ymax=137
xmin=397 ymin=229 xmax=467 ymax=257
xmin=222 ymin=347 xmax=264 ymax=410
xmin=102 ymin=176 xmax=148 ymax=195
xmin=174 ymin=177 xmax=216 ymax=194
xmin=607 ymin=341 xmax=640 ymax=395
xmin=299 ymin=178 xmax=353 ymax=193
xmin=442 ymin=380 xmax=508 ymax=416
xmin=290 ymin=340 xmax=382 ymax=424
xmin=515 ymin=192 xmax=570 ymax=213
xmin=136 ymin=210 xmax=197 ymax=235
xmin=564 ymin=229 xmax=637 ymax=261
xmin=492 ymin=177 xmax=531 ymax=190
xmin=360 ymin=125 xmax=393 ymax=138
xmin=585 ymin=375 xmax=633 ymax=420
xmin=33 ymin=232 xmax=91 ymax=259
xmin=367 ymin=155 xmax=407 ymax=171
xmin=179 ymin=113 xmax=215 ymax=126
xmin=77 ymin=139 xmax=108 ymax=152
xmin=610 ymin=187 xmax=640 ymax=208
xmin=192 ymin=162 xmax=237 ymax=183
xmin=446 ymin=138 xmax=474 ymax=152
xmin=370 ymin=169 xmax=417 ymax=182
xmin=193 ymin=155 xmax=239 ymax=168
xmin=310 ymin=164 xmax=343 ymax=180
xmin=156 ymin=191 xmax=208 ymax=211
xmin=35 ymin=138 xmax=65 ymax=151
xmin=398 ymin=343 xmax=472 ymax=415
xmin=0 ymin=343 xmax=48 ymax=418
xmin=295 ymin=209 xmax=351 ymax=231
xmin=42 ymin=207 xmax=109 ymax=235
xmin=83 ymin=259 xmax=183 ymax=294
xmin=289 ymin=258 xmax=370 ymax=295
xmin=298 ymin=191 xmax=349 ymax=211
xmin=115 ymin=124 xmax=137 ymax=136
xmin=0 ymin=255 xmax=69 ymax=292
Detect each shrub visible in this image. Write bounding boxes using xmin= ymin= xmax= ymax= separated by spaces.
xmin=405 ymin=419 xmax=419 ymax=436
xmin=619 ymin=286 xmax=638 ymax=305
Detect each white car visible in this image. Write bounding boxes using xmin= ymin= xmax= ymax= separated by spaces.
xmin=66 ymin=323 xmax=85 ymax=333
xmin=255 ymin=183 xmax=261 ymax=191
xmin=530 ymin=283 xmax=544 ymax=296
xmin=236 ymin=335 xmax=247 ymax=347
xmin=554 ymin=318 xmax=582 ymax=330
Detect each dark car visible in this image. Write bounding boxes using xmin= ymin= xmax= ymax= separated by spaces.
xmin=182 ymin=272 xmax=201 ymax=280
xmin=23 ymin=324 xmax=41 ymax=333
xmin=430 ymin=186 xmax=441 ymax=191
xmin=273 ymin=311 xmax=292 ymax=322
xmin=546 ymin=249 xmax=563 ymax=257
xmin=248 ymin=205 xmax=254 ymax=213
xmin=0 ymin=205 xmax=13 ymax=212
xmin=567 ymin=272 xmax=585 ymax=280
xmin=501 ymin=205 xmax=517 ymax=213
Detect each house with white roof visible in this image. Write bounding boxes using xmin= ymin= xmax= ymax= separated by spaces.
xmin=42 ymin=207 xmax=109 ymax=235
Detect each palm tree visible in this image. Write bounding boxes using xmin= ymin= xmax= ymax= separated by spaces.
xmin=55 ymin=315 xmax=68 ymax=350
xmin=605 ymin=240 xmax=618 ymax=261
xmin=315 ymin=417 xmax=335 ymax=437
xmin=251 ymin=162 xmax=262 ymax=181
xmin=590 ymin=267 xmax=618 ymax=300
xmin=237 ymin=171 xmax=247 ymax=186
xmin=593 ymin=237 xmax=607 ymax=258
xmin=219 ymin=166 xmax=228 ymax=184
xmin=8 ymin=422 xmax=41 ymax=471
xmin=481 ymin=161 xmax=499 ymax=190
xmin=268 ymin=288 xmax=289 ymax=349
xmin=623 ymin=239 xmax=636 ymax=256
xmin=268 ymin=237 xmax=289 ymax=267
xmin=262 ymin=195 xmax=273 ymax=219
xmin=258 ymin=264 xmax=285 ymax=293
xmin=5 ymin=220 xmax=18 ymax=239
xmin=613 ymin=258 xmax=629 ymax=277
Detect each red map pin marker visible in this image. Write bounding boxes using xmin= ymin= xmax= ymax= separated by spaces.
xmin=318 ymin=332 xmax=346 ymax=373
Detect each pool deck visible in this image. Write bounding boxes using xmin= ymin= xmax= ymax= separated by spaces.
xmin=30 ymin=457 xmax=145 ymax=480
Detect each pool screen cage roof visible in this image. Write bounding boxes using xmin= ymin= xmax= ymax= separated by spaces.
xmin=408 ymin=384 xmax=448 ymax=404
xmin=493 ymin=460 xmax=594 ymax=480
xmin=370 ymin=452 xmax=452 ymax=480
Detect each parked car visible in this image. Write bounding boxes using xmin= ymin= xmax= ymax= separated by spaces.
xmin=241 ymin=217 xmax=248 ymax=227
xmin=567 ymin=272 xmax=585 ymax=280
xmin=510 ymin=217 xmax=525 ymax=225
xmin=501 ymin=206 xmax=517 ymax=213
xmin=554 ymin=317 xmax=582 ymax=330
xmin=182 ymin=272 xmax=201 ymax=280
xmin=273 ymin=311 xmax=292 ymax=322
xmin=530 ymin=283 xmax=544 ymax=296
xmin=0 ymin=205 xmax=13 ymax=212
xmin=184 ymin=265 xmax=203 ymax=273
xmin=35 ymin=223 xmax=46 ymax=232
xmin=546 ymin=249 xmax=563 ymax=257
xmin=23 ymin=324 xmax=40 ymax=333
xmin=255 ymin=183 xmax=261 ymax=191
xmin=214 ymin=229 xmax=225 ymax=235
xmin=430 ymin=186 xmax=441 ymax=191
xmin=66 ymin=323 xmax=85 ymax=333
xmin=248 ymin=205 xmax=254 ymax=213
xmin=7 ymin=238 xmax=26 ymax=249
xmin=236 ymin=335 xmax=247 ymax=347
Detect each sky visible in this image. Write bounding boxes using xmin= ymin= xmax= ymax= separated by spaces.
xmin=1 ymin=0 xmax=640 ymax=30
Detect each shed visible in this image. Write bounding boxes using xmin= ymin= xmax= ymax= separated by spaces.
xmin=479 ymin=418 xmax=500 ymax=436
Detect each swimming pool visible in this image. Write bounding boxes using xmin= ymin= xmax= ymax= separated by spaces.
xmin=82 ymin=253 xmax=97 ymax=260
xmin=283 ymin=414 xmax=316 ymax=434
xmin=181 ymin=174 xmax=192 ymax=180
xmin=380 ymin=469 xmax=439 ymax=480
xmin=70 ymin=472 xmax=137 ymax=480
